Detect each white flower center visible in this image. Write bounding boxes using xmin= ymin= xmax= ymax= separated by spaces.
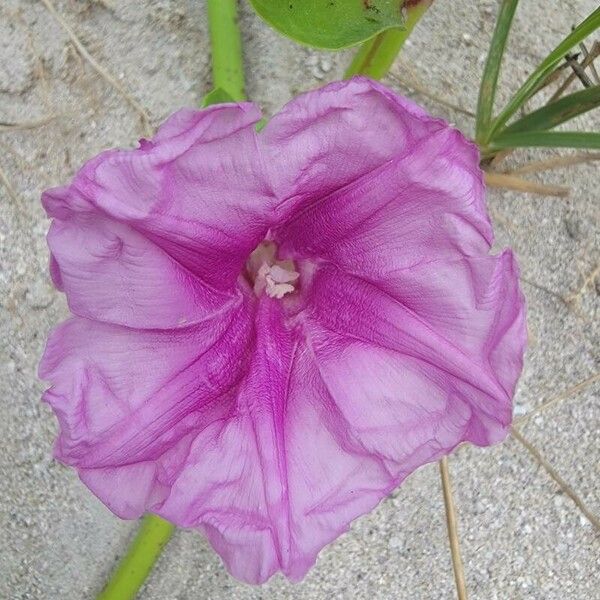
xmin=246 ymin=241 xmax=299 ymax=299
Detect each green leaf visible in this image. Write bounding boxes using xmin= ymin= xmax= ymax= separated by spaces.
xmin=487 ymin=6 xmax=600 ymax=141
xmin=475 ymin=0 xmax=519 ymax=143
xmin=201 ymin=87 xmax=237 ymax=107
xmin=490 ymin=130 xmax=600 ymax=151
xmin=249 ymin=0 xmax=406 ymax=50
xmin=502 ymin=86 xmax=600 ymax=133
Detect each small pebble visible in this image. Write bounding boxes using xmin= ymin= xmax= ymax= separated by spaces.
xmin=310 ymin=65 xmax=324 ymax=80
xmin=388 ymin=535 xmax=404 ymax=551
xmin=25 ymin=281 xmax=54 ymax=310
xmin=320 ymin=57 xmax=332 ymax=73
xmin=513 ymin=404 xmax=528 ymax=416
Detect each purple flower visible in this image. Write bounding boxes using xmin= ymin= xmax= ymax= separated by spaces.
xmin=40 ymin=78 xmax=526 ymax=584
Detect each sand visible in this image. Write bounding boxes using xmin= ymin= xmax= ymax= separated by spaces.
xmin=0 ymin=0 xmax=598 ymax=598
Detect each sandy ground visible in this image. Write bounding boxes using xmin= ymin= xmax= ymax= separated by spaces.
xmin=0 ymin=0 xmax=599 ymax=598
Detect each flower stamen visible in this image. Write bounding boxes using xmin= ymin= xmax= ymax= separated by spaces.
xmin=247 ymin=241 xmax=299 ymax=299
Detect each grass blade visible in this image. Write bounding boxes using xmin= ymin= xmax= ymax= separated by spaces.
xmin=490 ymin=131 xmax=600 ymax=151
xmin=487 ymin=6 xmax=600 ymax=141
xmin=475 ymin=0 xmax=520 ymax=143
xmin=503 ymin=85 xmax=600 ymax=133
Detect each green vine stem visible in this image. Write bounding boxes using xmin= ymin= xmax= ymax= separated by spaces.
xmin=207 ymin=0 xmax=245 ymax=100
xmin=95 ymin=3 xmax=246 ymax=599
xmin=96 ymin=515 xmax=174 ymax=600
xmin=344 ymin=1 xmax=433 ymax=80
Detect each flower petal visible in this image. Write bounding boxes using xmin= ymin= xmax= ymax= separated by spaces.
xmin=262 ymin=77 xmax=492 ymax=262
xmin=274 ymin=129 xmax=491 ymax=275
xmin=38 ymin=83 xmax=527 ymax=586
xmin=375 ymin=251 xmax=527 ymax=396
xmin=43 ymin=204 xmax=232 ymax=329
xmin=261 ymin=78 xmax=439 ymax=205
xmin=299 ymin=255 xmax=525 ymax=461
xmin=157 ymin=299 xmax=397 ymax=583
xmin=43 ymin=103 xmax=275 ymax=294
xmin=38 ymin=295 xmax=254 ymax=516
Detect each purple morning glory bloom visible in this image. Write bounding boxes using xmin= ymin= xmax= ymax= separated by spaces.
xmin=39 ymin=78 xmax=526 ymax=584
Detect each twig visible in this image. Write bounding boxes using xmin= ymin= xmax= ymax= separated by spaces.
xmin=565 ymin=263 xmax=600 ymax=306
xmin=484 ymin=172 xmax=570 ymax=197
xmin=549 ymin=42 xmax=600 ymax=103
xmin=580 ymin=41 xmax=600 ymax=84
xmin=508 ymin=152 xmax=600 ymax=175
xmin=39 ymin=0 xmax=152 ymax=136
xmin=389 ymin=70 xmax=476 ymax=118
xmin=519 ymin=276 xmax=567 ymax=304
xmin=439 ymin=457 xmax=468 ymax=600
xmin=565 ymin=54 xmax=593 ymax=88
xmin=510 ymin=427 xmax=600 ymax=530
xmin=0 ymin=115 xmax=57 ymax=132
xmin=9 ymin=6 xmax=53 ymax=108
xmin=516 ymin=373 xmax=600 ymax=425
xmin=488 ymin=149 xmax=514 ymax=169
xmin=0 ymin=164 xmax=20 ymax=204
xmin=532 ymin=61 xmax=573 ymax=96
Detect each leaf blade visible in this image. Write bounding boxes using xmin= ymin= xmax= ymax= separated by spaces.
xmin=249 ymin=0 xmax=406 ymax=50
xmin=487 ymin=6 xmax=600 ymax=140
xmin=490 ymin=130 xmax=600 ymax=151
xmin=475 ymin=0 xmax=520 ymax=143
xmin=502 ymin=85 xmax=600 ymax=133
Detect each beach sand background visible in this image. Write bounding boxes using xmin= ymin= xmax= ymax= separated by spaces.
xmin=1 ymin=1 xmax=598 ymax=598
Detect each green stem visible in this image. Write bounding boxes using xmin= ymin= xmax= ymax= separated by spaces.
xmin=97 ymin=5 xmax=246 ymax=600
xmin=207 ymin=0 xmax=245 ymax=100
xmin=97 ymin=515 xmax=175 ymax=600
xmin=344 ymin=1 xmax=432 ymax=80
